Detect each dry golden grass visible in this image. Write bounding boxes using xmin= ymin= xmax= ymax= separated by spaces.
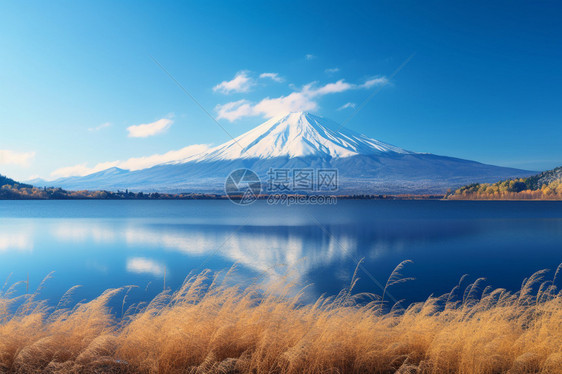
xmin=1 ymin=264 xmax=561 ymax=374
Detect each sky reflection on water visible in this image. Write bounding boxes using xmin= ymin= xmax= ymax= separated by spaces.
xmin=0 ymin=200 xmax=561 ymax=308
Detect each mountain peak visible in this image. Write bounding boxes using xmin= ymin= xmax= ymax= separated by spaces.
xmin=40 ymin=113 xmax=534 ymax=194
xmin=185 ymin=113 xmax=413 ymax=162
xmin=268 ymin=111 xmax=324 ymax=126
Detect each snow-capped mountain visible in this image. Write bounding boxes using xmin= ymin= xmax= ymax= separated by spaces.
xmin=34 ymin=112 xmax=534 ymax=194
xmin=180 ymin=112 xmax=412 ymax=162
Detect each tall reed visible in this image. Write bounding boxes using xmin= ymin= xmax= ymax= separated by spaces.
xmin=0 ymin=264 xmax=561 ymax=373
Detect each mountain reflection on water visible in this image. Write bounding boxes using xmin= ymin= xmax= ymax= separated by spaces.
xmin=0 ymin=200 xmax=561 ymax=307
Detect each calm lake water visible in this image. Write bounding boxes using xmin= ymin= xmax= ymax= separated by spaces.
xmin=0 ymin=200 xmax=561 ymax=310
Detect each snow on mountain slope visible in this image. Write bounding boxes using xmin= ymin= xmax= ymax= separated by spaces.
xmin=33 ymin=112 xmax=534 ymax=193
xmin=178 ymin=112 xmax=412 ymax=163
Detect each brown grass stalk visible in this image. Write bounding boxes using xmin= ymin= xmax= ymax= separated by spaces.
xmin=0 ymin=265 xmax=561 ymax=373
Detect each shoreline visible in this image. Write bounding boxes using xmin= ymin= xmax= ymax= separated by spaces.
xmin=3 ymin=195 xmax=562 ymax=201
xmin=0 ymin=194 xmax=448 ymax=201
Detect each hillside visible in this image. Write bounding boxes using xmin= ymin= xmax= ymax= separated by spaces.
xmin=449 ymin=166 xmax=562 ymax=200
xmin=524 ymin=166 xmax=562 ymax=189
xmin=1 ymin=173 xmax=90 ymax=199
xmin=0 ymin=174 xmax=35 ymax=198
xmin=0 ymin=174 xmax=220 ymax=200
xmin=0 ymin=174 xmax=32 ymax=188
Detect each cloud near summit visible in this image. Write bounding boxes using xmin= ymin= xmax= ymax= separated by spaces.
xmin=214 ymin=71 xmax=284 ymax=94
xmin=213 ymin=71 xmax=255 ymax=94
xmin=215 ymin=77 xmax=388 ymax=122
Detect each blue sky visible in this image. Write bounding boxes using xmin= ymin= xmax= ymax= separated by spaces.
xmin=0 ymin=1 xmax=561 ymax=180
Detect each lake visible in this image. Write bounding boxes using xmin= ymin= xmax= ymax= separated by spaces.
xmin=0 ymin=200 xmax=561 ymax=310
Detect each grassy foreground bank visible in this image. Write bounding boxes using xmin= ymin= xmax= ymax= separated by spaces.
xmin=1 ymin=266 xmax=561 ymax=374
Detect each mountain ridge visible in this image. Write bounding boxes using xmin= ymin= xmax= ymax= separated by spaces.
xmin=29 ymin=112 xmax=535 ymax=194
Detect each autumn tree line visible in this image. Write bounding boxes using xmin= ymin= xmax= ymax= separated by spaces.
xmin=449 ymin=167 xmax=562 ymax=200
xmin=0 ymin=180 xmax=220 ymax=201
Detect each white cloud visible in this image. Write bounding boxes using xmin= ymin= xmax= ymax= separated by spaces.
xmin=213 ymin=71 xmax=255 ymax=94
xmin=362 ymin=77 xmax=389 ymax=88
xmin=0 ymin=149 xmax=36 ymax=167
xmin=259 ymin=72 xmax=284 ymax=83
xmin=214 ymin=99 xmax=256 ymax=122
xmin=325 ymin=68 xmax=340 ymax=74
xmin=88 ymin=122 xmax=111 ymax=132
xmin=127 ymin=118 xmax=173 ymax=138
xmin=126 ymin=257 xmax=166 ymax=277
xmin=118 ymin=144 xmax=210 ymax=170
xmin=50 ymin=164 xmax=96 ymax=179
xmin=215 ymin=84 xmax=319 ymax=122
xmin=50 ymin=144 xmax=210 ymax=179
xmin=216 ymin=77 xmax=388 ymax=122
xmin=338 ymin=102 xmax=356 ymax=111
xmin=253 ymin=89 xmax=318 ymax=118
xmin=313 ymin=80 xmax=354 ymax=95
xmin=305 ymin=54 xmax=316 ymax=60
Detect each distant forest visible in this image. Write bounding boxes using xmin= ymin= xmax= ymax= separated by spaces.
xmin=0 ymin=175 xmax=220 ymax=200
xmin=449 ymin=166 xmax=562 ymax=200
